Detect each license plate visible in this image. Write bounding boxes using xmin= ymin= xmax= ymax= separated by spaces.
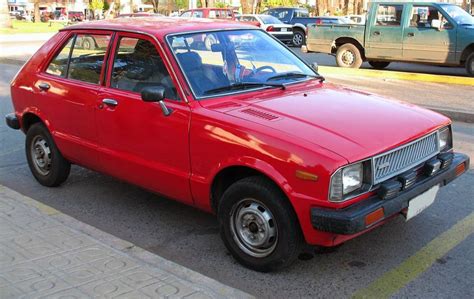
xmin=281 ymin=28 xmax=287 ymax=32
xmin=405 ymin=185 xmax=440 ymax=221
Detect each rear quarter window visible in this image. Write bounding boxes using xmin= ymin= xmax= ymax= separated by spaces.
xmin=45 ymin=36 xmax=74 ymax=77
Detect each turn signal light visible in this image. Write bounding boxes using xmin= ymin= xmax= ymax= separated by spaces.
xmin=365 ymin=208 xmax=384 ymax=227
xmin=455 ymin=163 xmax=466 ymax=177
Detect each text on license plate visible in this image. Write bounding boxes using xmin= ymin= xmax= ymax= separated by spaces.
xmin=405 ymin=185 xmax=440 ymax=221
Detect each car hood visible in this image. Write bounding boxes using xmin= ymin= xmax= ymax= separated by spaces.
xmin=203 ymin=83 xmax=449 ymax=163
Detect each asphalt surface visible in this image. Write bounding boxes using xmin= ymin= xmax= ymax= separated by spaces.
xmin=1 ymin=63 xmax=473 ymax=298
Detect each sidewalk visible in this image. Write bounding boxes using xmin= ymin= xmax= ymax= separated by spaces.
xmin=0 ymin=185 xmax=253 ymax=299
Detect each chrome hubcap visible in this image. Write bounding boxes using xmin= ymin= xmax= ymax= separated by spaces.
xmin=342 ymin=50 xmax=355 ymax=65
xmin=230 ymin=199 xmax=277 ymax=258
xmin=293 ymin=34 xmax=303 ymax=45
xmin=31 ymin=136 xmax=51 ymax=176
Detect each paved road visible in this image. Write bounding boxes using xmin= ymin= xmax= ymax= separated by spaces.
xmin=1 ymin=63 xmax=473 ymax=298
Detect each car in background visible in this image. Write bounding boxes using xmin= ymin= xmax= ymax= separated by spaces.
xmin=180 ymin=7 xmax=235 ymax=20
xmin=345 ymin=14 xmax=366 ymax=24
xmin=305 ymin=1 xmax=474 ymax=75
xmin=116 ymin=13 xmax=164 ymax=18
xmin=68 ymin=11 xmax=85 ymax=22
xmin=237 ymin=14 xmax=294 ymax=44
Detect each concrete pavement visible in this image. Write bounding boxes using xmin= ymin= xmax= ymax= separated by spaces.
xmin=0 ymin=185 xmax=252 ymax=299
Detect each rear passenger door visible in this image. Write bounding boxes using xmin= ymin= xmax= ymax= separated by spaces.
xmin=95 ymin=32 xmax=193 ymax=204
xmin=365 ymin=4 xmax=405 ymax=59
xmin=38 ymin=30 xmax=113 ymax=167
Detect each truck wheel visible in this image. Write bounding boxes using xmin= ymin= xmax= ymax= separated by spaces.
xmin=218 ymin=176 xmax=302 ymax=272
xmin=466 ymin=53 xmax=474 ymax=77
xmin=368 ymin=61 xmax=390 ymax=70
xmin=26 ymin=123 xmax=71 ymax=187
xmin=336 ymin=43 xmax=363 ymax=68
xmin=292 ymin=30 xmax=305 ymax=48
xmin=81 ymin=36 xmax=95 ymax=50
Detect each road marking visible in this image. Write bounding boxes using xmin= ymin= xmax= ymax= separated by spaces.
xmin=353 ymin=212 xmax=474 ymax=299
xmin=319 ymin=66 xmax=474 ymax=86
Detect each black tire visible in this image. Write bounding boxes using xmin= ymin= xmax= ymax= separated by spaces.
xmin=336 ymin=43 xmax=363 ymax=68
xmin=466 ymin=53 xmax=474 ymax=77
xmin=25 ymin=123 xmax=70 ymax=187
xmin=368 ymin=60 xmax=390 ymax=70
xmin=81 ymin=36 xmax=95 ymax=50
xmin=218 ymin=176 xmax=302 ymax=272
xmin=292 ymin=29 xmax=305 ymax=48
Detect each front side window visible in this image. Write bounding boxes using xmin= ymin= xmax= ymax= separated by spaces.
xmin=376 ymin=5 xmax=403 ymax=26
xmin=180 ymin=11 xmax=191 ymax=17
xmin=110 ymin=37 xmax=178 ymax=100
xmin=193 ymin=11 xmax=203 ymax=18
xmin=168 ymin=30 xmax=317 ymax=99
xmin=410 ymin=6 xmax=453 ymax=29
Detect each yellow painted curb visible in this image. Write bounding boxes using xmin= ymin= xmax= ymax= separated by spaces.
xmin=319 ymin=66 xmax=474 ymax=86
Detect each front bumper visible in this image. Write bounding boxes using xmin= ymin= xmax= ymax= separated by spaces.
xmin=311 ymin=153 xmax=470 ymax=235
xmin=5 ymin=113 xmax=20 ymax=130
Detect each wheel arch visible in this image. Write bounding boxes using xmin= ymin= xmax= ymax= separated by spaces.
xmin=21 ymin=111 xmax=46 ymax=133
xmin=460 ymin=43 xmax=474 ymax=64
xmin=332 ymin=37 xmax=365 ymax=58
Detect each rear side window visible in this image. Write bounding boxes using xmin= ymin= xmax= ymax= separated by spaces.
xmin=376 ymin=5 xmax=403 ymax=26
xmin=46 ymin=37 xmax=73 ymax=77
xmin=68 ymin=34 xmax=111 ymax=84
xmin=45 ymin=33 xmax=111 ymax=85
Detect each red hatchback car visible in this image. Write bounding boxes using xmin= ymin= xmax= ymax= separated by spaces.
xmin=6 ymin=17 xmax=469 ymax=272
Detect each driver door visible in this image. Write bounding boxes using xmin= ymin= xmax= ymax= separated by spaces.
xmin=96 ymin=32 xmax=193 ymax=204
xmin=402 ymin=5 xmax=456 ymax=63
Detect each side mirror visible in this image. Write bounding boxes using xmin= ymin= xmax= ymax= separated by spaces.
xmin=310 ymin=62 xmax=319 ymax=72
xmin=431 ymin=19 xmax=441 ymax=30
xmin=140 ymin=86 xmax=172 ymax=116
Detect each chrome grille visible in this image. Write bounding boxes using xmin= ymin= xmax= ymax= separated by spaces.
xmin=373 ymin=133 xmax=439 ymax=184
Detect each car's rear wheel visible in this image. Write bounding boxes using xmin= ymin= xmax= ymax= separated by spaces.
xmin=292 ymin=30 xmax=305 ymax=47
xmin=368 ymin=60 xmax=390 ymax=70
xmin=336 ymin=43 xmax=363 ymax=68
xmin=466 ymin=53 xmax=474 ymax=77
xmin=218 ymin=176 xmax=302 ymax=272
xmin=26 ymin=123 xmax=70 ymax=187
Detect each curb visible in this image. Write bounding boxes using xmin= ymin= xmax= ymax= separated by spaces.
xmin=319 ymin=66 xmax=474 ymax=86
xmin=0 ymin=184 xmax=254 ymax=298
xmin=423 ymin=106 xmax=474 ymax=124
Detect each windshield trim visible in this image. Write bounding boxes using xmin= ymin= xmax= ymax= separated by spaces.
xmin=164 ymin=28 xmax=321 ymax=100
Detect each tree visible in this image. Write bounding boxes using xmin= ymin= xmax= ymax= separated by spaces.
xmin=150 ymin=0 xmax=160 ymax=13
xmin=34 ymin=0 xmax=40 ymax=23
xmin=0 ymin=0 xmax=11 ymax=28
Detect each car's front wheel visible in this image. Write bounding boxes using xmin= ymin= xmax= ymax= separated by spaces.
xmin=218 ymin=176 xmax=302 ymax=272
xmin=26 ymin=123 xmax=71 ymax=187
xmin=466 ymin=53 xmax=474 ymax=77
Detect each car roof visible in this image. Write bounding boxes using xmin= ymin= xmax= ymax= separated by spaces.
xmin=63 ymin=17 xmax=254 ymax=37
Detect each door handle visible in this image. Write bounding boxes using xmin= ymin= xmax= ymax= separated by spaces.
xmin=373 ymin=31 xmax=381 ymax=36
xmin=102 ymin=98 xmax=118 ymax=107
xmin=38 ymin=83 xmax=50 ymax=91
xmin=407 ymin=32 xmax=415 ymax=37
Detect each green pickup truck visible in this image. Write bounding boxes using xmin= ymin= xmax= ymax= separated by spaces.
xmin=304 ymin=1 xmax=474 ymax=76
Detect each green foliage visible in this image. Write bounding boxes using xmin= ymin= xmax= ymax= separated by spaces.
xmin=175 ymin=0 xmax=189 ymax=10
xmin=89 ymin=0 xmax=104 ymax=11
xmin=215 ymin=1 xmax=227 ymax=8
xmin=264 ymin=0 xmax=299 ymax=8
xmin=103 ymin=0 xmax=110 ymax=11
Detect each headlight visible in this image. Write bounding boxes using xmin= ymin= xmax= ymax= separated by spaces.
xmin=438 ymin=126 xmax=452 ymax=151
xmin=329 ymin=163 xmax=363 ymax=202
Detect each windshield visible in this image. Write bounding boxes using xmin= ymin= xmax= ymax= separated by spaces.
xmin=167 ymin=29 xmax=318 ymax=99
xmin=440 ymin=4 xmax=474 ymax=25
xmin=260 ymin=15 xmax=283 ymax=24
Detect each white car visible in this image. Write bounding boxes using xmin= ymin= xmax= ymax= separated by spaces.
xmin=237 ymin=14 xmax=294 ymax=44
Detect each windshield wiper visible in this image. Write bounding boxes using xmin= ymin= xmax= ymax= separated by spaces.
xmin=203 ymin=82 xmax=285 ymax=95
xmin=267 ymin=72 xmax=325 ymax=82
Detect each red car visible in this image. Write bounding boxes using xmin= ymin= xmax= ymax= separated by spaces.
xmin=180 ymin=7 xmax=235 ymax=20
xmin=6 ymin=18 xmax=469 ymax=272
